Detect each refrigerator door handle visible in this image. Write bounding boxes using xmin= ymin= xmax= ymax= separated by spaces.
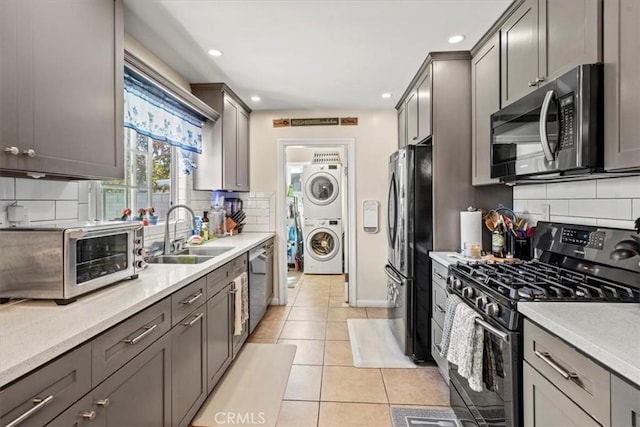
xmin=387 ymin=174 xmax=398 ymax=248
xmin=384 ymin=265 xmax=403 ymax=285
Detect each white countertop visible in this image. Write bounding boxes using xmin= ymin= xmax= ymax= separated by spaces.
xmin=518 ymin=302 xmax=640 ymax=387
xmin=0 ymin=232 xmax=274 ymax=388
xmin=429 ymin=251 xmax=477 ymax=266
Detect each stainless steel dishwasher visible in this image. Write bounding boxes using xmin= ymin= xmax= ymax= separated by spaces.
xmin=249 ymin=239 xmax=274 ymax=333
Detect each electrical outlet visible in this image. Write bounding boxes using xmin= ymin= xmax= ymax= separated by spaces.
xmin=541 ymin=204 xmax=550 ymax=221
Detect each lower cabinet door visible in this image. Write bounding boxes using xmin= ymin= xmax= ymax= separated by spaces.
xmin=46 ymin=394 xmax=99 ymax=427
xmin=172 ymin=307 xmax=207 ymax=427
xmin=92 ymin=333 xmax=172 ymax=427
xmin=523 ymin=361 xmax=599 ymax=427
xmin=207 ymin=284 xmax=233 ymax=392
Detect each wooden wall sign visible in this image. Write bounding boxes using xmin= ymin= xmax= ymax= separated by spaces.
xmin=340 ymin=117 xmax=358 ymax=126
xmin=290 ymin=117 xmax=339 ymax=127
xmin=273 ymin=118 xmax=290 ymax=128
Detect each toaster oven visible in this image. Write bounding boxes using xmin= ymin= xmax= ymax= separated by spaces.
xmin=0 ymin=221 xmax=144 ymax=304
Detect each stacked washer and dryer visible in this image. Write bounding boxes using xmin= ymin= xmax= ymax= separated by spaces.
xmin=302 ymin=160 xmax=343 ymax=274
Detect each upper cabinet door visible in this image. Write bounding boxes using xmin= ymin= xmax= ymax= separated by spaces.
xmin=236 ymin=107 xmax=249 ymax=190
xmin=472 ymin=33 xmax=501 ymax=186
xmin=500 ymin=0 xmax=539 ymax=106
xmin=397 ymin=103 xmax=407 ymax=149
xmin=0 ymin=0 xmax=19 ymax=170
xmin=416 ymin=65 xmax=432 ymax=143
xmin=406 ymin=89 xmax=419 ymax=144
xmin=604 ymin=0 xmax=640 ymax=171
xmin=222 ymin=96 xmax=238 ymax=189
xmin=538 ymin=0 xmax=602 ymax=84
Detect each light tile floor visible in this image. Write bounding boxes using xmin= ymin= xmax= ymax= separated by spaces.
xmin=246 ymin=273 xmax=451 ymax=427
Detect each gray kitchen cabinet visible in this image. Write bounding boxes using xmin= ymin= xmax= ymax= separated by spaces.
xmin=0 ymin=344 xmax=91 ymax=427
xmin=206 ymin=283 xmax=233 ymax=392
xmin=430 ymin=258 xmax=449 ymax=384
xmin=46 ymin=394 xmax=97 ymax=427
xmin=523 ymin=361 xmax=600 ymax=427
xmin=397 ymin=103 xmax=407 ymax=148
xmin=604 ymin=0 xmax=640 ymax=171
xmin=91 ymin=333 xmax=172 ymax=427
xmin=404 ymin=65 xmax=432 ymax=145
xmin=406 ymin=89 xmax=418 ymax=144
xmin=171 ymin=306 xmax=207 ymax=427
xmin=190 ymin=83 xmax=252 ymax=192
xmin=471 ymin=32 xmax=501 ymax=186
xmin=611 ymin=374 xmax=640 ymax=427
xmin=0 ymin=0 xmax=124 ymax=180
xmin=501 ymin=0 xmax=601 ymax=107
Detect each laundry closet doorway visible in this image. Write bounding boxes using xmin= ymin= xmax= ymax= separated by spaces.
xmin=277 ymin=138 xmax=357 ymax=306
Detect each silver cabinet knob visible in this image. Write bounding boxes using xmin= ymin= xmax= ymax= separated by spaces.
xmin=535 ymin=76 xmax=546 ymax=84
xmin=4 ymin=146 xmax=19 ymax=155
xmin=22 ymin=149 xmax=36 ymax=158
xmin=96 ymin=398 xmax=110 ymax=407
xmin=528 ymin=80 xmax=538 ymax=87
xmin=82 ymin=411 xmax=97 ymax=420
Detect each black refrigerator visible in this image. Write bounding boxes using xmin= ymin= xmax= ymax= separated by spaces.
xmin=385 ymin=142 xmax=433 ymax=363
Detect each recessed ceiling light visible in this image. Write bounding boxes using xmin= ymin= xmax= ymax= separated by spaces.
xmin=448 ymin=35 xmax=466 ymax=44
xmin=381 ymin=93 xmax=392 ymax=99
xmin=250 ymin=95 xmax=261 ymax=102
xmin=207 ymin=49 xmax=223 ymax=57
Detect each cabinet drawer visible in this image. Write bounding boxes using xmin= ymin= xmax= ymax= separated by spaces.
xmin=228 ymin=253 xmax=248 ymax=277
xmin=611 ymin=374 xmax=640 ymax=427
xmin=524 ymin=319 xmax=610 ymax=425
xmin=431 ymin=320 xmax=449 ymax=384
xmin=432 ymin=260 xmax=449 ymax=288
xmin=92 ymin=298 xmax=171 ymax=386
xmin=171 ymin=276 xmax=206 ymax=326
xmin=207 ymin=264 xmax=232 ymax=297
xmin=0 ymin=344 xmax=91 ymax=427
xmin=432 ymin=281 xmax=448 ymax=328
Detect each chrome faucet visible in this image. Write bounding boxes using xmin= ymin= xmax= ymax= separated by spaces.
xmin=164 ymin=204 xmax=196 ymax=254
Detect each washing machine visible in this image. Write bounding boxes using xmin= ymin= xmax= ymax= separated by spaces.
xmin=302 ymin=164 xmax=342 ymax=219
xmin=303 ymin=219 xmax=343 ymax=274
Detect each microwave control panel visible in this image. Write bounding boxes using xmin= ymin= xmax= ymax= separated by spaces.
xmin=558 ymin=94 xmax=575 ymax=150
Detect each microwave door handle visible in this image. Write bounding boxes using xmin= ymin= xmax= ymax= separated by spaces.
xmin=539 ymin=90 xmax=556 ymax=162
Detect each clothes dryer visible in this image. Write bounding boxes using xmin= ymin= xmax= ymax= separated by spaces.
xmin=302 ymin=164 xmax=342 ymax=219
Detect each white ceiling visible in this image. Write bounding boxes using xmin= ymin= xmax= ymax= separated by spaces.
xmin=124 ymin=0 xmax=512 ymax=111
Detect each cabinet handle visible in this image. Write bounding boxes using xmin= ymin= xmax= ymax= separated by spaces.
xmin=82 ymin=411 xmax=97 ymax=421
xmin=535 ymin=76 xmax=546 ymax=84
xmin=435 ymin=272 xmax=446 ymax=281
xmin=183 ymin=312 xmax=204 ymax=327
xmin=4 ymin=146 xmax=19 ymax=156
xmin=95 ymin=398 xmax=110 ymax=407
xmin=435 ymin=344 xmax=443 ymax=353
xmin=181 ymin=291 xmax=203 ymax=305
xmin=22 ymin=149 xmax=36 ymax=158
xmin=528 ymin=80 xmax=538 ymax=87
xmin=435 ymin=304 xmax=445 ymax=313
xmin=5 ymin=395 xmax=54 ymax=427
xmin=534 ymin=350 xmax=578 ymax=380
xmin=123 ymin=324 xmax=158 ymax=345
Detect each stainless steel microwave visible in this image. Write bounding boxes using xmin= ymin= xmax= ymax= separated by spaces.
xmin=490 ymin=64 xmax=603 ymax=182
xmin=0 ymin=221 xmax=143 ymax=304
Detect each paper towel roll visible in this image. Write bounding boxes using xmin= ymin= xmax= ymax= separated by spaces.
xmin=460 ymin=211 xmax=483 ymax=251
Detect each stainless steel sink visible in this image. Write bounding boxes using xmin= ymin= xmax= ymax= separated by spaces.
xmin=178 ymin=246 xmax=234 ymax=257
xmin=146 ymin=254 xmax=215 ymax=264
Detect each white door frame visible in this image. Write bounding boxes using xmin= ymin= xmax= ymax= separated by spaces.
xmin=276 ymin=138 xmax=357 ymax=306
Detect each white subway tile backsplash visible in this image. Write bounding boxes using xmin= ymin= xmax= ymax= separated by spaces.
xmin=596 ymin=218 xmax=636 ymax=230
xmin=256 ymin=200 xmax=270 ymax=209
xmin=16 ymin=179 xmax=78 ymax=200
xmin=568 ymin=199 xmax=632 ymax=219
xmin=78 ymin=204 xmax=89 ymax=221
xmin=527 ymin=199 xmax=569 ymax=216
xmin=633 ymin=199 xmax=640 ymax=219
xmin=546 ymin=180 xmax=596 ymax=199
xmin=0 ymin=177 xmax=15 ymax=200
xmin=549 ymin=215 xmax=597 ymax=226
xmin=56 ymin=201 xmax=78 ymax=219
xmin=256 ymin=216 xmax=269 ymax=225
xmin=512 ymin=200 xmax=528 ymax=214
xmin=22 ymin=201 xmax=55 ymax=221
xmin=513 ymin=184 xmax=546 ymax=200
xmin=596 ymin=176 xmax=640 ymax=199
xmin=77 ymin=181 xmax=90 ymax=202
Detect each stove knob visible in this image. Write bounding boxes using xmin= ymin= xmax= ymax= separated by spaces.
xmin=485 ymin=303 xmax=500 ymax=317
xmin=462 ymin=286 xmax=475 ymax=298
xmin=475 ymin=296 xmax=488 ymax=309
xmin=453 ymin=278 xmax=463 ymax=290
xmin=446 ymin=276 xmax=454 ymax=285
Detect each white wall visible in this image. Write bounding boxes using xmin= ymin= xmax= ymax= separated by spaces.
xmin=513 ymin=176 xmax=640 ymax=230
xmin=250 ymin=109 xmax=397 ymax=304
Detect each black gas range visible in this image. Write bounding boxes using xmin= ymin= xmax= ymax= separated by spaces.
xmin=445 ymin=221 xmax=640 ymax=427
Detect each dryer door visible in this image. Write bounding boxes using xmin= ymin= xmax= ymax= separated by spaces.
xmin=305 ymin=172 xmax=339 ymax=207
xmin=307 ymin=227 xmax=340 ymax=261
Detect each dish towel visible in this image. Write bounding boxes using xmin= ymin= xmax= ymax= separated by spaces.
xmin=446 ymin=303 xmax=484 ymax=392
xmin=439 ymin=294 xmax=463 ymax=358
xmin=233 ymin=272 xmax=250 ymax=336
xmin=241 ymin=272 xmax=249 ymax=325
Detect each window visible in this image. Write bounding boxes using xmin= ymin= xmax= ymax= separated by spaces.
xmin=100 ymin=128 xmax=175 ymax=221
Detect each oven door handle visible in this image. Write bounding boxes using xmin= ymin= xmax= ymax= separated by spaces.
xmin=539 ymin=89 xmax=556 ymax=162
xmin=384 ymin=265 xmax=403 ymax=285
xmin=475 ymin=318 xmax=509 ymax=343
